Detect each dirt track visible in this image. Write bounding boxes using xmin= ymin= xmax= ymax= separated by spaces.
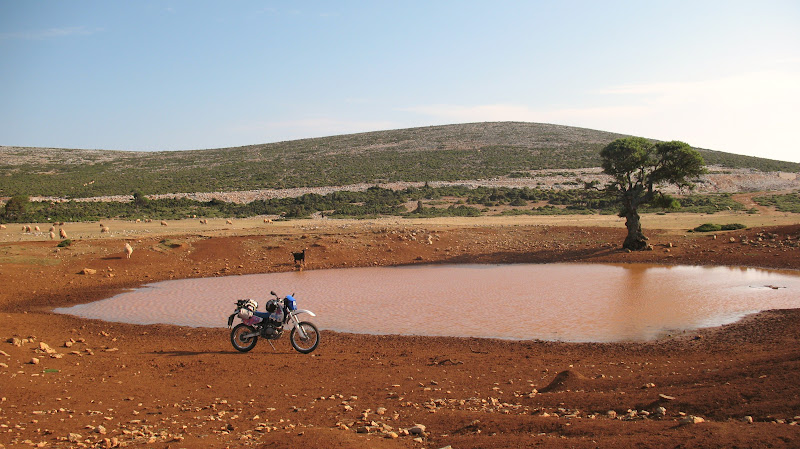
xmin=1 ymin=213 xmax=799 ymax=448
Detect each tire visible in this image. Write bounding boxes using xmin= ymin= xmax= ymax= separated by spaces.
xmin=231 ymin=323 xmax=258 ymax=352
xmin=290 ymin=321 xmax=320 ymax=354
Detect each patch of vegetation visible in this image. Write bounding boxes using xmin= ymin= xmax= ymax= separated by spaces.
xmin=692 ymin=223 xmax=747 ymax=232
xmin=159 ymin=239 xmax=182 ymax=249
xmin=57 ymin=239 xmax=72 ymax=247
xmin=0 ymin=185 xmax=763 ymax=223
xmin=640 ymin=194 xmax=746 ymax=214
xmin=752 ymin=192 xmax=800 ymax=213
xmin=405 ymin=204 xmax=482 ymax=218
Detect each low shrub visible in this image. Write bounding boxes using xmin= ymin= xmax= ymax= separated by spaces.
xmin=693 ymin=223 xmax=746 ymax=232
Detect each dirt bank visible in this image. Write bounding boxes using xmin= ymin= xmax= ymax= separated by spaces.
xmin=1 ymin=217 xmax=799 ymax=448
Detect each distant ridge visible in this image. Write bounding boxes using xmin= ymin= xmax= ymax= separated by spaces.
xmin=1 ymin=122 xmax=798 ymax=198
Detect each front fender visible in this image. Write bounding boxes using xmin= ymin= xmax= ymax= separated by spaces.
xmin=291 ymin=309 xmax=316 ymax=318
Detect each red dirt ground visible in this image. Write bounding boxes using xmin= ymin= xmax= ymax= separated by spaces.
xmin=1 ymin=219 xmax=799 ymax=448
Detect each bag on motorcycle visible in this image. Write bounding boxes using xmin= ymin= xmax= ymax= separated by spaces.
xmin=237 ymin=299 xmax=258 ymax=320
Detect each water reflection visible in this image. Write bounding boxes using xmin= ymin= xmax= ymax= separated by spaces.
xmin=54 ymin=263 xmax=800 ymax=342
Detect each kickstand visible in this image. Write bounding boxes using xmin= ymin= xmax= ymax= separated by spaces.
xmin=267 ymin=340 xmax=277 ymax=352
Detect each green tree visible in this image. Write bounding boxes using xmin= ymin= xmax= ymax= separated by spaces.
xmin=3 ymin=195 xmax=30 ymax=221
xmin=132 ymin=191 xmax=149 ymax=207
xmin=600 ymin=138 xmax=706 ymax=250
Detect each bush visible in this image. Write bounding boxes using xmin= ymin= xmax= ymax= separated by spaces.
xmin=693 ymin=223 xmax=746 ymax=232
xmin=694 ymin=223 xmax=722 ymax=232
xmin=57 ymin=239 xmax=72 ymax=247
xmin=721 ymin=223 xmax=747 ymax=231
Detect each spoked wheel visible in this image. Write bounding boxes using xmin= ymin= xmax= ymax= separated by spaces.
xmin=290 ymin=321 xmax=320 ymax=354
xmin=231 ymin=323 xmax=258 ymax=352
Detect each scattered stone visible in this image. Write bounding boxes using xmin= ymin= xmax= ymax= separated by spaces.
xmin=80 ymin=268 xmax=97 ymax=275
xmin=743 ymin=416 xmax=754 ymax=423
xmin=39 ymin=342 xmax=57 ymax=354
xmin=680 ymin=415 xmax=705 ymax=424
xmin=29 ymin=357 xmax=40 ymax=365
xmin=658 ymin=394 xmax=675 ymax=401
xmin=606 ymin=410 xmax=617 ymax=419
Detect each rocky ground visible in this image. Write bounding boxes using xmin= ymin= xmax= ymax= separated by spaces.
xmin=1 ymin=214 xmax=799 ymax=448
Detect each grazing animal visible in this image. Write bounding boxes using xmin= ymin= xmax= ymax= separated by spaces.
xmin=59 ymin=228 xmax=67 ymax=239
xmin=34 ymin=226 xmax=40 ymax=232
xmin=124 ymin=242 xmax=133 ymax=259
xmin=49 ymin=226 xmax=55 ymax=232
xmin=101 ymin=226 xmax=110 ymax=233
xmin=292 ymin=249 xmax=306 ymax=268
xmin=49 ymin=231 xmax=56 ymax=240
xmin=263 ymin=218 xmax=272 ymax=223
xmin=160 ymin=220 xmax=168 ymax=226
xmin=226 ymin=219 xmax=233 ymax=225
xmin=0 ymin=224 xmax=6 ymax=229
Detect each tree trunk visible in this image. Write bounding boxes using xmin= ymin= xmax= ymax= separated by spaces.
xmin=623 ymin=208 xmax=651 ymax=250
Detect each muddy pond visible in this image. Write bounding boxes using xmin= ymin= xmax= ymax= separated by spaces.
xmin=55 ymin=263 xmax=800 ymax=342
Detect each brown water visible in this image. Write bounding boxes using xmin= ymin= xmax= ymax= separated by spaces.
xmin=54 ymin=263 xmax=800 ymax=342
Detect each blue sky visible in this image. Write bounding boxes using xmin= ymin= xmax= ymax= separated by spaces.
xmin=1 ymin=1 xmax=799 ymax=163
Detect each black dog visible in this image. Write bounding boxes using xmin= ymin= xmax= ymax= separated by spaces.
xmin=292 ymin=249 xmax=306 ymax=267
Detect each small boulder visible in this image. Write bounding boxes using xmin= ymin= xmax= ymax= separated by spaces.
xmin=680 ymin=415 xmax=705 ymax=424
xmin=408 ymin=424 xmax=426 ymax=435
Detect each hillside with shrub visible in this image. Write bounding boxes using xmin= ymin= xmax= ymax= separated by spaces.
xmin=2 ymin=122 xmax=798 ymax=199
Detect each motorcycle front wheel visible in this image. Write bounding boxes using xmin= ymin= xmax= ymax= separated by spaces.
xmin=231 ymin=323 xmax=258 ymax=352
xmin=290 ymin=321 xmax=320 ymax=354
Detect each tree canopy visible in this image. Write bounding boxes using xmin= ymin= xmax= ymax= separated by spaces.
xmin=600 ymin=137 xmax=706 ymax=250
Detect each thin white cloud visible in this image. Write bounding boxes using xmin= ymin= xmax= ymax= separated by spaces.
xmin=401 ymin=69 xmax=800 ymax=162
xmin=597 ymin=70 xmax=800 ymax=107
xmin=0 ymin=26 xmax=102 ymax=40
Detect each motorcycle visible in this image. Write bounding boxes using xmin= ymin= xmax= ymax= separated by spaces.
xmin=227 ymin=291 xmax=320 ymax=354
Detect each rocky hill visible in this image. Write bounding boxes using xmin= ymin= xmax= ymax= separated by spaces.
xmin=2 ymin=122 xmax=798 ymax=198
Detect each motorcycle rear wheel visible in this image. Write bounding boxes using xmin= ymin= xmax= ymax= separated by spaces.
xmin=290 ymin=321 xmax=320 ymax=354
xmin=231 ymin=323 xmax=258 ymax=352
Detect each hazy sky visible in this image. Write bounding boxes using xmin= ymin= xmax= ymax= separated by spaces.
xmin=1 ymin=1 xmax=799 ymax=162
